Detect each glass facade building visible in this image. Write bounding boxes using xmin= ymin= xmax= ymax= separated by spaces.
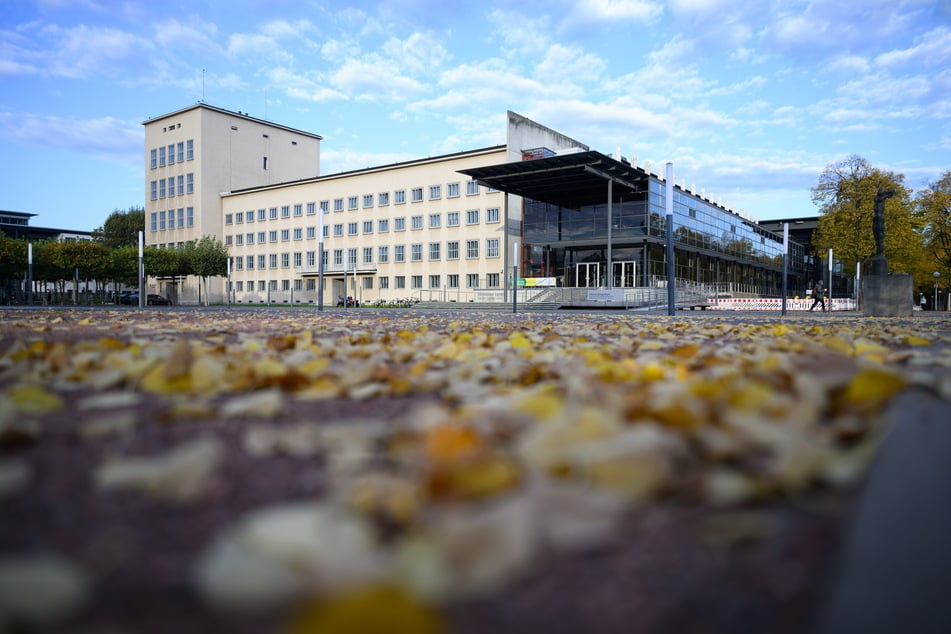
xmin=465 ymin=150 xmax=805 ymax=297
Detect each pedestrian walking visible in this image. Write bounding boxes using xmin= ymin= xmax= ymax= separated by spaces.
xmin=920 ymin=293 xmax=927 ymax=311
xmin=809 ymin=280 xmax=826 ymax=311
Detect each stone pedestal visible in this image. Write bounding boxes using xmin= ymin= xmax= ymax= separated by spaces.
xmin=863 ymin=274 xmax=913 ymax=317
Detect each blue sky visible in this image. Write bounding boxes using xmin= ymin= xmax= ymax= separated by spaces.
xmin=1 ymin=0 xmax=949 ymax=232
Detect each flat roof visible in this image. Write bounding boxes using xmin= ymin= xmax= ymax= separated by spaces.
xmin=142 ymin=102 xmax=323 ymax=140
xmin=459 ymin=150 xmax=650 ymax=210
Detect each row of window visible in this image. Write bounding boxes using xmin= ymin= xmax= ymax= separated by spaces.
xmin=149 ymin=174 xmax=195 ymax=200
xmin=149 ymin=140 xmax=195 ymax=169
xmin=217 ymin=208 xmax=502 ymax=242
xmin=150 ymin=208 xmax=195 ymax=231
xmin=231 ymin=272 xmax=502 ymax=293
xmin=222 ymin=180 xmax=489 ymax=226
xmin=228 ymin=239 xmax=501 ymax=270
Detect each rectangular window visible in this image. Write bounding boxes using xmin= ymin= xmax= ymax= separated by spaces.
xmin=378 ymin=192 xmax=389 ymax=206
xmin=323 ymin=225 xmax=329 ymax=239
xmin=159 ymin=211 xmax=166 ymax=231
xmin=177 ymin=141 xmax=184 ymax=163
xmin=429 ymin=213 xmax=441 ymax=229
xmin=486 ymin=207 xmax=500 ymax=223
xmin=258 ymin=231 xmax=266 ymax=243
xmin=294 ymin=252 xmax=303 ymax=267
xmin=167 ymin=144 xmax=175 ymax=165
xmin=378 ymin=246 xmax=389 ymax=263
xmin=320 ymin=200 xmax=329 ymax=213
xmin=394 ymin=189 xmax=406 ymax=204
xmin=177 ymin=175 xmax=184 ymax=197
xmin=334 ymin=198 xmax=344 ymax=212
xmin=363 ymin=277 xmax=373 ymax=290
xmin=306 ymin=226 xmax=316 ymax=239
xmin=429 ymin=275 xmax=441 ymax=289
xmin=247 ymin=255 xmax=254 ymax=270
xmin=348 ymin=248 xmax=357 ymax=267
xmin=281 ymin=206 xmax=290 ymax=218
xmin=281 ymin=229 xmax=290 ymax=241
xmin=186 ymin=173 xmax=194 ymax=194
xmin=411 ymin=243 xmax=422 ymax=262
xmin=486 ymin=238 xmax=500 ymax=258
xmin=395 ymin=217 xmax=406 ymax=231
xmin=167 ymin=177 xmax=175 ymax=197
xmin=487 ymin=273 xmax=500 ymax=288
xmin=395 ymin=245 xmax=405 ymax=263
xmin=306 ymin=279 xmax=316 ymax=291
xmin=467 ymin=274 xmax=479 ymax=288
xmin=395 ymin=276 xmax=405 ymax=289
xmin=281 ymin=253 xmax=290 ymax=268
xmin=150 ymin=181 xmax=157 ymax=201
xmin=294 ymin=279 xmax=303 ymax=291
xmin=186 ymin=139 xmax=194 ymax=160
xmin=235 ymin=234 xmax=244 ymax=246
xmin=466 ymin=239 xmax=479 ymax=259
xmin=246 ymin=233 xmax=254 ymax=245
xmin=378 ymin=219 xmax=389 ymax=233
xmin=168 ymin=210 xmax=175 ymax=230
xmin=150 ymin=212 xmax=158 ymax=232
xmin=447 ymin=241 xmax=459 ymax=260
xmin=269 ymin=230 xmax=277 ymax=242
xmin=258 ymin=281 xmax=266 ymax=292
xmin=159 ymin=179 xmax=166 ymax=199
xmin=294 ymin=204 xmax=303 ymax=217
xmin=363 ymin=220 xmax=373 ymax=234
xmin=334 ymin=224 xmax=343 ymax=237
xmin=348 ymin=196 xmax=358 ymax=210
xmin=307 ymin=202 xmax=316 ymax=216
xmin=429 ymin=242 xmax=440 ymax=261
xmin=379 ymin=277 xmax=389 ymax=290
xmin=411 ymin=187 xmax=423 ymax=202
xmin=236 ymin=212 xmax=244 ymax=225
xmin=159 ymin=146 xmax=166 ymax=167
xmin=245 ymin=210 xmax=254 ymax=223
xmin=334 ymin=249 xmax=343 ymax=266
xmin=179 ymin=208 xmax=185 ymax=227
xmin=363 ymin=247 xmax=373 ymax=264
xmin=269 ymin=207 xmax=277 ymax=220
xmin=348 ymin=222 xmax=358 ymax=236
xmin=293 ymin=228 xmax=303 ymax=240
xmin=448 ymin=274 xmax=459 ymax=289
xmin=466 ymin=180 xmax=479 ymax=195
xmin=429 ymin=185 xmax=441 ymax=200
xmin=411 ymin=215 xmax=423 ymax=230
xmin=258 ymin=208 xmax=266 ymax=221
xmin=447 ymin=182 xmax=460 ymax=198
xmin=363 ymin=194 xmax=373 ymax=208
xmin=411 ymin=275 xmax=422 ymax=289
xmin=268 ymin=254 xmax=276 ymax=269
xmin=150 ymin=149 xmax=157 ymax=169
xmin=306 ymin=251 xmax=316 ymax=266
xmin=466 ymin=209 xmax=479 ymax=225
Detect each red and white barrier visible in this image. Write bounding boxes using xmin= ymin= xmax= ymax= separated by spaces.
xmin=707 ymin=298 xmax=857 ymax=311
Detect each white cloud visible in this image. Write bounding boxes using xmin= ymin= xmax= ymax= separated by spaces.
xmin=569 ymin=0 xmax=664 ymax=22
xmin=0 ymin=111 xmax=141 ymax=156
xmin=39 ymin=23 xmax=145 ymax=78
xmin=875 ymin=26 xmax=951 ymax=68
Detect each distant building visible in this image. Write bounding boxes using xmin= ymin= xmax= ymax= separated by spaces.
xmin=0 ymin=210 xmax=92 ymax=242
xmin=143 ymin=104 xmax=807 ymax=305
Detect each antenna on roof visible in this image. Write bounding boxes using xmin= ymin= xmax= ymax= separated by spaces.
xmin=201 ymin=68 xmax=205 ymax=102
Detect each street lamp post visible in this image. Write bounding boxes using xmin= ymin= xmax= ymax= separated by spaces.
xmin=935 ymin=271 xmax=941 ymax=312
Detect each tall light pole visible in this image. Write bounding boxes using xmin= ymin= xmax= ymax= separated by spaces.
xmin=317 ymin=207 xmax=324 ymax=311
xmin=665 ymin=162 xmax=675 ymax=315
xmin=934 ymin=271 xmax=940 ymax=312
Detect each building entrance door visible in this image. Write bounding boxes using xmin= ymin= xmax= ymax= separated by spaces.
xmin=613 ymin=261 xmax=637 ymax=287
xmin=576 ymin=262 xmax=602 ymax=287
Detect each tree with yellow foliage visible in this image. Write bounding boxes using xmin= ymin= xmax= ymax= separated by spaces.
xmin=811 ymin=155 xmax=924 ymax=278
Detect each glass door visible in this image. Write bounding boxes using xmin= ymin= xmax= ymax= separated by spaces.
xmin=576 ymin=262 xmax=601 ymax=287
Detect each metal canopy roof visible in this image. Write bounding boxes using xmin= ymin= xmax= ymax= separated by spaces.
xmin=459 ymin=150 xmax=650 ymax=210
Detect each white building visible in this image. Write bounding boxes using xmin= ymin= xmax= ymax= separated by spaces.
xmin=143 ymin=105 xmax=584 ymax=305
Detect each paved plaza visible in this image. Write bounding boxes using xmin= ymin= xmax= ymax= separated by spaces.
xmin=1 ymin=307 xmax=949 ymax=633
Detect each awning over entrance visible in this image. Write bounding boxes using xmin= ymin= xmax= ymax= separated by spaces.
xmin=459 ymin=150 xmax=649 ymax=210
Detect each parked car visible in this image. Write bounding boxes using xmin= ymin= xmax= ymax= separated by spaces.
xmin=120 ymin=293 xmax=171 ymax=306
